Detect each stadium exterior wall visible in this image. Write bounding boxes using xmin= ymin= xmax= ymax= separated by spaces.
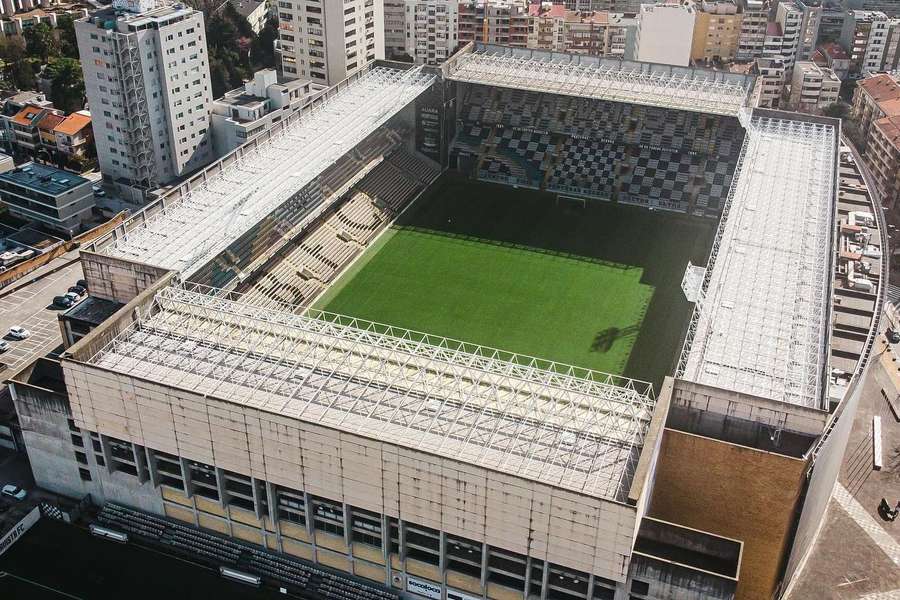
xmin=648 ymin=425 xmax=808 ymax=600
xmin=59 ymin=357 xmax=639 ymax=584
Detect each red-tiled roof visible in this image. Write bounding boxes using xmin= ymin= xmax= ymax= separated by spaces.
xmin=53 ymin=112 xmax=91 ymax=136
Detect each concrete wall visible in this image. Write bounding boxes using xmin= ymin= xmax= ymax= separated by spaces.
xmin=648 ymin=428 xmax=808 ymax=600
xmin=10 ymin=370 xmax=163 ymax=513
xmin=60 ymin=358 xmax=638 ymax=583
xmin=80 ymin=251 xmax=174 ymax=304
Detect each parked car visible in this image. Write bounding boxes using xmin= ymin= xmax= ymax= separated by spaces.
xmin=887 ymin=328 xmax=900 ymax=344
xmin=53 ymin=295 xmax=74 ymax=309
xmin=8 ymin=326 xmax=30 ymax=340
xmin=0 ymin=340 xmax=8 ymax=353
xmin=67 ymin=285 xmax=86 ymax=297
xmin=76 ymin=279 xmax=88 ymax=290
xmin=1 ymin=484 xmax=26 ymax=501
xmin=64 ymin=291 xmax=80 ymax=303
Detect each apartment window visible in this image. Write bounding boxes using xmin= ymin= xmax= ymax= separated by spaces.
xmin=79 ymin=468 xmax=92 ymax=482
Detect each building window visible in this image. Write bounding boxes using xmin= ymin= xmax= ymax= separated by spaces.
xmin=79 ymin=468 xmax=92 ymax=481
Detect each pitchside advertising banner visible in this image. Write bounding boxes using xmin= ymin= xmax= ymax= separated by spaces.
xmin=406 ymin=576 xmax=481 ymax=600
xmin=0 ymin=506 xmax=40 ymax=557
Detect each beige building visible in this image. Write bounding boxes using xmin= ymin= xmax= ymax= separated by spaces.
xmin=754 ymin=55 xmax=787 ymax=108
xmin=851 ymin=73 xmax=900 ymax=149
xmin=458 ymin=0 xmax=530 ymax=48
xmin=788 ymin=60 xmax=840 ymax=113
xmin=691 ymin=0 xmax=743 ymax=63
xmin=527 ymin=4 xmax=631 ymax=57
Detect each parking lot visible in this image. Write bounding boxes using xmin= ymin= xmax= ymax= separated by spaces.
xmin=0 ymin=258 xmax=83 ymax=379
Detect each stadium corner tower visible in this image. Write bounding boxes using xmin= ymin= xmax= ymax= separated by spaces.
xmin=8 ymin=44 xmax=884 ymax=600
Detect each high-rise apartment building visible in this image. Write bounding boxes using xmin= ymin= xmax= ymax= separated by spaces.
xmin=736 ymin=0 xmax=768 ymax=60
xmin=404 ymin=0 xmax=459 ymax=65
xmin=75 ymin=2 xmax=214 ymax=202
xmin=841 ymin=10 xmax=891 ymax=74
xmin=527 ymin=4 xmax=633 ymax=57
xmin=458 ymin=0 xmax=530 ymax=48
xmin=635 ymin=1 xmax=696 ymax=66
xmin=788 ymin=60 xmax=841 ymax=111
xmin=383 ymin=0 xmax=408 ymax=59
xmin=691 ymin=0 xmax=744 ymax=63
xmin=278 ymin=0 xmax=385 ymax=85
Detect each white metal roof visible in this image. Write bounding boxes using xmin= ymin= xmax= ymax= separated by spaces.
xmin=100 ymin=66 xmax=435 ymax=277
xmin=444 ymin=44 xmax=754 ymax=117
xmin=677 ymin=115 xmax=836 ymax=409
xmin=88 ymin=283 xmax=657 ymax=502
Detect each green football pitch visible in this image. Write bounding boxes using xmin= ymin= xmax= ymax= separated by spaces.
xmin=314 ymin=176 xmax=715 ymax=388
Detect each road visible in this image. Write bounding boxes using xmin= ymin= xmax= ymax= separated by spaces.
xmin=0 ymin=258 xmax=83 ymax=380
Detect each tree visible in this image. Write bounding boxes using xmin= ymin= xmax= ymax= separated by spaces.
xmin=251 ymin=17 xmax=277 ymax=70
xmin=56 ymin=15 xmax=79 ymax=60
xmin=823 ymin=102 xmax=850 ymax=121
xmin=23 ymin=23 xmax=58 ymax=62
xmin=45 ymin=58 xmax=84 ymax=113
xmin=0 ymin=38 xmax=36 ymax=91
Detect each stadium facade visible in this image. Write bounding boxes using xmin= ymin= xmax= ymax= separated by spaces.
xmin=8 ymin=45 xmax=885 ymax=600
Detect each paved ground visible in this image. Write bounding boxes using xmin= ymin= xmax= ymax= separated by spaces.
xmin=0 ymin=255 xmax=83 ymax=380
xmin=788 ymin=315 xmax=900 ymax=598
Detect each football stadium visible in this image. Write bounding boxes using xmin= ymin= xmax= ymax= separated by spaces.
xmin=7 ymin=44 xmax=886 ymax=600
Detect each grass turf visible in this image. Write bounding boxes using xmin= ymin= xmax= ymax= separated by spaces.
xmin=315 ymin=176 xmax=714 ymax=388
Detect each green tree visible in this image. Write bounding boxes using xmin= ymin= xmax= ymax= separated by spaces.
xmin=23 ymin=23 xmax=58 ymax=62
xmin=45 ymin=58 xmax=84 ymax=113
xmin=0 ymin=38 xmax=36 ymax=91
xmin=251 ymin=16 xmax=277 ymax=70
xmin=823 ymin=102 xmax=850 ymax=120
xmin=56 ymin=14 xmax=79 ymax=59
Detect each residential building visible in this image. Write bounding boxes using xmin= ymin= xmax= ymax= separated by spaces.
xmin=789 ymin=60 xmax=841 ymax=111
xmin=0 ymin=162 xmax=93 ymax=236
xmin=766 ymin=2 xmax=804 ymax=69
xmin=230 ymin=0 xmax=269 ymax=35
xmin=278 ymin=0 xmax=385 ymax=85
xmin=851 ymin=72 xmax=900 ymax=148
xmin=815 ymin=40 xmax=851 ymax=78
xmin=793 ymin=0 xmax=822 ymax=60
xmin=458 ymin=0 xmax=530 ymax=48
xmin=211 ymin=69 xmax=326 ymax=156
xmin=845 ymin=0 xmax=900 ymax=18
xmin=817 ymin=4 xmax=847 ymax=43
xmin=0 ymin=4 xmax=90 ymax=39
xmin=867 ymin=112 xmax=900 ymax=208
xmin=755 ymin=55 xmax=787 ymax=106
xmin=691 ymin=0 xmax=744 ymax=63
xmin=881 ymin=15 xmax=900 ymax=70
xmin=53 ymin=110 xmax=93 ymax=161
xmin=841 ymin=9 xmax=890 ymax=74
xmin=75 ymin=3 xmax=215 ymax=202
xmin=527 ymin=4 xmax=633 ymax=57
xmin=383 ymin=0 xmax=408 ymax=58
xmin=0 ymin=91 xmax=52 ymax=156
xmin=635 ymin=1 xmax=696 ymax=66
xmin=7 ymin=103 xmax=63 ymax=160
xmin=404 ymin=0 xmax=459 ymax=65
xmin=736 ymin=0 xmax=769 ymax=59
xmin=563 ymin=0 xmax=644 ymax=12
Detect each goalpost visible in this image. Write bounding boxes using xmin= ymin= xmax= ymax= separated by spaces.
xmin=556 ymin=194 xmax=587 ymax=209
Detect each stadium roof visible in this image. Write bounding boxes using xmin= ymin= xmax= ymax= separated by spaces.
xmin=87 ymin=283 xmax=657 ymax=503
xmin=678 ymin=114 xmax=836 ymax=409
xmin=444 ymin=43 xmax=754 ymax=117
xmin=100 ymin=66 xmax=435 ymax=277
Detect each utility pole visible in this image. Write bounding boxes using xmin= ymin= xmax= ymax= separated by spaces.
xmin=483 ymin=0 xmax=489 ymax=43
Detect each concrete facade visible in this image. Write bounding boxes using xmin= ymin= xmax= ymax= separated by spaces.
xmin=76 ymin=5 xmax=214 ymax=201
xmin=278 ymin=0 xmax=385 ymax=86
xmin=635 ymin=2 xmax=696 ymax=66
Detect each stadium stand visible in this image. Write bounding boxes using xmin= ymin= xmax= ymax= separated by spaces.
xmin=237 ymin=148 xmax=440 ymax=310
xmin=451 ymin=83 xmax=746 ymax=216
xmin=96 ymin=504 xmax=398 ymax=600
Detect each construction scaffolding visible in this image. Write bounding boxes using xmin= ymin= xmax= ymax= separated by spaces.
xmin=101 ymin=66 xmax=435 ymax=277
xmin=677 ymin=115 xmax=837 ymax=409
xmin=444 ymin=43 xmax=754 ymax=117
xmin=88 ymin=283 xmax=657 ymax=502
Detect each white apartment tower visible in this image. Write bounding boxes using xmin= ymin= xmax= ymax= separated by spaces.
xmin=404 ymin=0 xmax=459 ymax=65
xmin=635 ymin=2 xmax=696 ymax=66
xmin=278 ymin=0 xmax=385 ymax=86
xmin=76 ymin=3 xmax=214 ymax=202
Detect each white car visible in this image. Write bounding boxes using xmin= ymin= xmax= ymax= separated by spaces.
xmin=1 ymin=484 xmax=26 ymax=501
xmin=0 ymin=340 xmax=8 ymax=353
xmin=8 ymin=326 xmax=30 ymax=340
